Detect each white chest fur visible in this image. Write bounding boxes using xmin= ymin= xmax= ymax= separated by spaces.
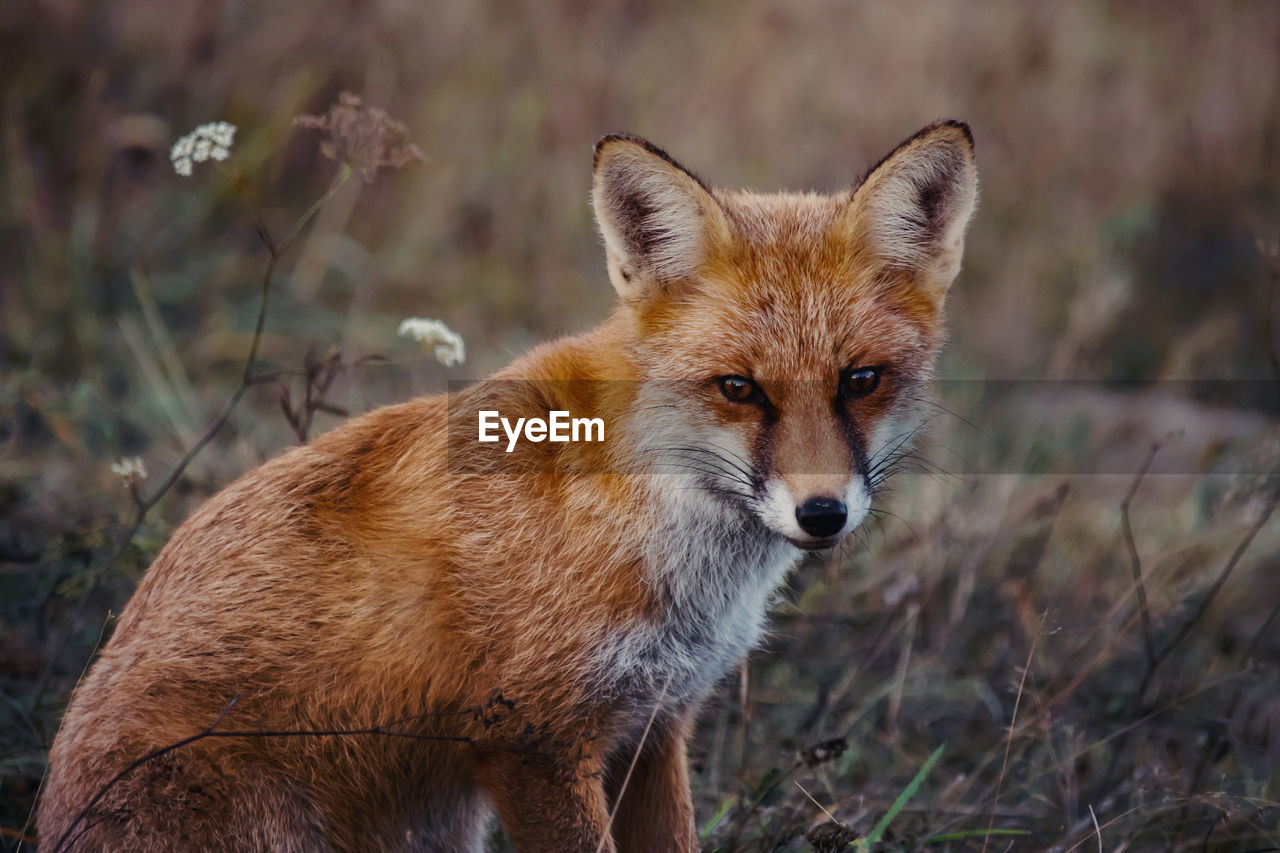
xmin=589 ymin=486 xmax=801 ymax=708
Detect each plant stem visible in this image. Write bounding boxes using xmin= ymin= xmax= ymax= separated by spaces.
xmin=25 ymin=164 xmax=353 ymax=718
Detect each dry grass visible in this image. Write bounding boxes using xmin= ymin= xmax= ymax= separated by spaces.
xmin=2 ymin=1 xmax=1279 ymax=849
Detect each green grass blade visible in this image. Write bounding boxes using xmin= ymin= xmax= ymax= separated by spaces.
xmin=925 ymin=828 xmax=1031 ymax=843
xmin=699 ymin=796 xmax=736 ymax=841
xmin=861 ymin=743 xmax=946 ymax=847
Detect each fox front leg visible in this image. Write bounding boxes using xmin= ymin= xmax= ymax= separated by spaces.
xmin=606 ymin=714 xmax=698 ymax=853
xmin=475 ymin=747 xmax=615 ymax=853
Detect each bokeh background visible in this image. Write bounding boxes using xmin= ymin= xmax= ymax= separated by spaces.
xmin=3 ymin=1 xmax=1279 ymax=849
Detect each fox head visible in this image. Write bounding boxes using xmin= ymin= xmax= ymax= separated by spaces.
xmin=593 ymin=122 xmax=977 ymax=551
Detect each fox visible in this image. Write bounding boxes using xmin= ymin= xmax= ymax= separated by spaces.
xmin=37 ymin=120 xmax=977 ymax=852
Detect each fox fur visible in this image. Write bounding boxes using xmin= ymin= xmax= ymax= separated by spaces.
xmin=38 ymin=121 xmax=977 ymax=852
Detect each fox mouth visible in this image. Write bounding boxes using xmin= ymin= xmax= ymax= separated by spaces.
xmin=786 ymin=535 xmax=841 ymax=552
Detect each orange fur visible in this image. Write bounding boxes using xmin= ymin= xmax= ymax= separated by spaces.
xmin=39 ymin=122 xmax=976 ymax=852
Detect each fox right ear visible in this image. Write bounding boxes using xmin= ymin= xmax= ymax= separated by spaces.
xmin=592 ymin=135 xmax=731 ymax=302
xmin=844 ymin=121 xmax=978 ymax=303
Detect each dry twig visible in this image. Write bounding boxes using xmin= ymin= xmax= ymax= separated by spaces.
xmin=25 ymin=163 xmax=354 ymax=718
xmin=1120 ymin=442 xmax=1160 ymax=667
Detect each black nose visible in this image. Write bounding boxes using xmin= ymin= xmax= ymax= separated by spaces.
xmin=795 ymin=497 xmax=847 ymax=538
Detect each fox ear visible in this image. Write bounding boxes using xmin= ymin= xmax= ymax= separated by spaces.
xmin=845 ymin=121 xmax=978 ymax=300
xmin=592 ymin=135 xmax=731 ymax=301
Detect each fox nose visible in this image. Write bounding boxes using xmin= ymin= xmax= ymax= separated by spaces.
xmin=795 ymin=497 xmax=847 ymax=538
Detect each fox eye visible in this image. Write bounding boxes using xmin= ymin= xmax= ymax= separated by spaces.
xmin=840 ymin=366 xmax=882 ymax=400
xmin=718 ymin=375 xmax=766 ymax=404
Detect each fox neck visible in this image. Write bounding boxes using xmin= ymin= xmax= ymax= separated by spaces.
xmin=590 ymin=478 xmax=800 ymax=707
xmin=575 ymin=319 xmax=805 ymax=704
xmin=490 ymin=316 xmax=803 ymax=702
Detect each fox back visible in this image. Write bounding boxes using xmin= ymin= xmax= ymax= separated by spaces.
xmin=38 ymin=121 xmax=976 ymax=853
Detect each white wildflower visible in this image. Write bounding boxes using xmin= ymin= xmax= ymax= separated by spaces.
xmin=110 ymin=457 xmax=148 ymax=485
xmin=171 ymin=121 xmax=237 ymax=176
xmin=398 ymin=318 xmax=466 ymax=367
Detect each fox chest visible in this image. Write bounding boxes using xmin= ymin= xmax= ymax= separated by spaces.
xmin=590 ymin=525 xmax=800 ymax=707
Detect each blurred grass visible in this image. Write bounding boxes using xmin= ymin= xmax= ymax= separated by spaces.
xmin=3 ymin=0 xmax=1280 ymax=849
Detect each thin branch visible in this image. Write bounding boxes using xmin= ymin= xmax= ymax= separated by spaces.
xmin=1187 ymin=561 xmax=1280 ymax=797
xmin=26 ymin=165 xmax=353 ymax=718
xmin=597 ymin=675 xmax=672 ymax=853
xmin=0 ymin=826 xmax=36 ymax=847
xmin=24 ymin=512 xmax=145 ymax=717
xmin=1255 ymin=237 xmax=1280 ymax=400
xmin=1121 ymin=442 xmax=1160 ymax=667
xmin=983 ymin=610 xmax=1046 ymax=853
xmin=51 ymin=694 xmax=243 ymax=853
xmin=52 ymin=692 xmax=536 ymax=853
xmin=1136 ymin=490 xmax=1278 ymax=707
xmin=793 ymin=779 xmax=841 ymax=827
xmin=726 ymin=757 xmax=806 ymax=852
xmin=1098 ymin=489 xmax=1279 ymax=796
xmin=1240 ymin=568 xmax=1280 ymax=664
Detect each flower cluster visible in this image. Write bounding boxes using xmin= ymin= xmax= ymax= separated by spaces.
xmin=110 ymin=456 xmax=148 ymax=486
xmin=170 ymin=122 xmax=236 ymax=176
xmin=294 ymin=93 xmax=424 ymax=181
xmin=398 ymin=318 xmax=466 ymax=367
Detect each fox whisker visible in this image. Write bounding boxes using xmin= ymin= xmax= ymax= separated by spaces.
xmin=644 ymin=446 xmax=761 ymax=493
xmin=652 ymin=459 xmax=745 ymax=481
xmin=663 ymin=447 xmax=760 ymax=490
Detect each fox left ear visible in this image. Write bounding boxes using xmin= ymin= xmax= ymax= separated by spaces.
xmin=592 ymin=134 xmax=732 ymax=303
xmin=844 ymin=121 xmax=978 ymax=302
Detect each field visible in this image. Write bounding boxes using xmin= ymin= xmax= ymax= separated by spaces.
xmin=2 ymin=1 xmax=1279 ymax=849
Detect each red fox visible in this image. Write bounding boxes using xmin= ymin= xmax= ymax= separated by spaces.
xmin=38 ymin=121 xmax=977 ymax=852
